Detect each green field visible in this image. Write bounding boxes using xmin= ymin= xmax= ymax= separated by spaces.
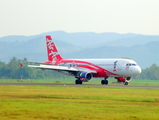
xmin=0 ymin=84 xmax=159 ymax=120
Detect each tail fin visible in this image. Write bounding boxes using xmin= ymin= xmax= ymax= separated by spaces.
xmin=45 ymin=35 xmax=63 ymax=65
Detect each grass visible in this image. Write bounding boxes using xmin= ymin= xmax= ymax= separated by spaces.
xmin=0 ymin=86 xmax=159 ymax=120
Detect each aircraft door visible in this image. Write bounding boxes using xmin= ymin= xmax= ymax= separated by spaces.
xmin=116 ymin=60 xmax=122 ymax=71
xmin=112 ymin=60 xmax=122 ymax=71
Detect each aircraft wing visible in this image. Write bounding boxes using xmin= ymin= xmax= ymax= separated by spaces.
xmin=27 ymin=64 xmax=97 ymax=73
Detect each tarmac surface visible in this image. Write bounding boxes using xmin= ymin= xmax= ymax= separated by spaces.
xmin=0 ymin=82 xmax=159 ymax=89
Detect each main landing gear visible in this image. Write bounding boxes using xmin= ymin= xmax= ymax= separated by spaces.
xmin=75 ymin=79 xmax=83 ymax=84
xmin=101 ymin=78 xmax=108 ymax=85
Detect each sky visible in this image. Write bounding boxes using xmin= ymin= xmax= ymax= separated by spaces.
xmin=0 ymin=0 xmax=159 ymax=37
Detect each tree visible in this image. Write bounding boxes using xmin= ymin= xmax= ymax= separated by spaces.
xmin=134 ymin=63 xmax=159 ymax=80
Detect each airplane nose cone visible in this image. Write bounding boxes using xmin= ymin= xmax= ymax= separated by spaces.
xmin=126 ymin=66 xmax=142 ymax=76
xmin=138 ymin=67 xmax=142 ymax=74
xmin=135 ymin=66 xmax=142 ymax=75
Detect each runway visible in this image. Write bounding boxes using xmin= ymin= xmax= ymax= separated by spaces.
xmin=0 ymin=82 xmax=159 ymax=89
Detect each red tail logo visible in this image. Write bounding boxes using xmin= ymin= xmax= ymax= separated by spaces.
xmin=45 ymin=36 xmax=63 ymax=65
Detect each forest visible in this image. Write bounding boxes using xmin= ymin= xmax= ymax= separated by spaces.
xmin=0 ymin=57 xmax=159 ymax=80
xmin=0 ymin=57 xmax=66 ymax=79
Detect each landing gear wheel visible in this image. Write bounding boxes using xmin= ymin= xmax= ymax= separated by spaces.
xmin=79 ymin=80 xmax=82 ymax=84
xmin=101 ymin=80 xmax=108 ymax=85
xmin=101 ymin=80 xmax=105 ymax=85
xmin=105 ymin=80 xmax=108 ymax=85
xmin=124 ymin=82 xmax=128 ymax=85
xmin=75 ymin=80 xmax=83 ymax=84
xmin=75 ymin=80 xmax=78 ymax=84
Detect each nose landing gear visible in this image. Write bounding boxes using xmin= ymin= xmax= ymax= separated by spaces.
xmin=124 ymin=77 xmax=131 ymax=85
xmin=124 ymin=82 xmax=128 ymax=85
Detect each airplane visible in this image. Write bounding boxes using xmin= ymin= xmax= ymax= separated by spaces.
xmin=27 ymin=35 xmax=142 ymax=85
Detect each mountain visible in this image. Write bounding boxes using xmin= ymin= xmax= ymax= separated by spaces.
xmin=0 ymin=35 xmax=38 ymax=42
xmin=105 ymin=35 xmax=159 ymax=47
xmin=0 ymin=31 xmax=159 ymax=68
xmin=0 ymin=36 xmax=82 ymax=63
xmin=64 ymin=41 xmax=159 ymax=69
xmin=40 ymin=31 xmax=140 ymax=47
xmin=1 ymin=31 xmax=159 ymax=48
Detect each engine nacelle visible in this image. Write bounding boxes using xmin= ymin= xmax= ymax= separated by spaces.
xmin=79 ymin=72 xmax=92 ymax=82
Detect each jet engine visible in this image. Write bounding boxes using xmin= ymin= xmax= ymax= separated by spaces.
xmin=79 ymin=72 xmax=92 ymax=82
